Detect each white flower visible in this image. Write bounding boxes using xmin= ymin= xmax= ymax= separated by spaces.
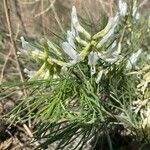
xmin=71 ymin=6 xmax=79 ymax=37
xmin=24 ymin=68 xmax=36 ymax=78
xmin=20 ymin=36 xmax=33 ymax=51
xmin=96 ymin=14 xmax=119 ymax=48
xmin=126 ymin=49 xmax=142 ymax=70
xmin=118 ymin=0 xmax=128 ymax=16
xmin=88 ymin=52 xmax=99 ymax=75
xmin=106 ymin=57 xmax=119 ymax=64
xmin=105 ymin=41 xmax=117 ymax=55
xmin=17 ymin=48 xmax=26 ymax=55
xmin=96 ymin=70 xmax=103 ymax=83
xmin=17 ymin=37 xmax=30 ymax=55
xmin=113 ymin=42 xmax=121 ymax=55
xmin=98 ymin=42 xmax=122 ymax=64
xmin=111 ymin=40 xmax=117 ymax=49
xmin=67 ymin=30 xmax=76 ymax=49
xmin=71 ymin=6 xmax=91 ymax=40
xmin=104 ymin=14 xmax=119 ymax=35
xmin=18 ymin=36 xmax=41 ymax=58
xmin=88 ymin=52 xmax=99 ymax=66
xmin=99 ymin=54 xmax=120 ymax=64
xmin=135 ymin=12 xmax=140 ymax=20
xmin=97 ymin=28 xmax=115 ymax=48
xmin=62 ymin=42 xmax=79 ymax=62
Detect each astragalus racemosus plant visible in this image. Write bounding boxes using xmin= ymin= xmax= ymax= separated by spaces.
xmin=6 ymin=0 xmax=150 ymax=149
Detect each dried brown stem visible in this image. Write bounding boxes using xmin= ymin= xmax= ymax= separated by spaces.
xmin=3 ymin=0 xmax=41 ymax=147
xmin=3 ymin=0 xmax=25 ymax=85
xmin=35 ymin=0 xmax=56 ymax=18
xmin=0 ymin=50 xmax=11 ymax=84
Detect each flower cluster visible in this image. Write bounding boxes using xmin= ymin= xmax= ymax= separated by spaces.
xmin=18 ymin=0 xmax=143 ymax=82
xmin=14 ymin=0 xmax=150 ymax=144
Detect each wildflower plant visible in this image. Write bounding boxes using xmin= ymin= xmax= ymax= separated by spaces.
xmin=3 ymin=0 xmax=150 ymax=149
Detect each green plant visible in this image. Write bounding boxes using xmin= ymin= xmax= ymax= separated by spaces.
xmin=2 ymin=0 xmax=150 ymax=149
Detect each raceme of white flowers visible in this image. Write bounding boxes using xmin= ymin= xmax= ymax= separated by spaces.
xmin=18 ymin=1 xmax=143 ymax=82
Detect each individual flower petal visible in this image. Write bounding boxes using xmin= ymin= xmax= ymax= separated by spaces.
xmin=19 ymin=36 xmax=39 ymax=56
xmin=21 ymin=36 xmax=33 ymax=51
xmin=99 ymin=52 xmax=121 ymax=64
xmin=88 ymin=52 xmax=99 ymax=66
xmin=135 ymin=12 xmax=140 ymax=20
xmin=96 ymin=14 xmax=119 ymax=48
xmin=17 ymin=48 xmax=28 ymax=55
xmin=104 ymin=14 xmax=119 ymax=35
xmin=90 ymin=66 xmax=96 ymax=75
xmin=93 ymin=14 xmax=119 ymax=40
xmin=96 ymin=70 xmax=103 ymax=84
xmin=24 ymin=68 xmax=36 ymax=78
xmin=118 ymin=0 xmax=128 ymax=16
xmin=71 ymin=6 xmax=91 ymax=39
xmin=18 ymin=36 xmax=30 ymax=55
xmin=88 ymin=52 xmax=99 ymax=75
xmin=112 ymin=42 xmax=121 ymax=56
xmin=71 ymin=6 xmax=79 ymax=37
xmin=105 ymin=56 xmax=120 ymax=64
xmin=116 ymin=42 xmax=121 ymax=55
xmin=62 ymin=42 xmax=79 ymax=61
xmin=105 ymin=41 xmax=117 ymax=54
xmin=67 ymin=30 xmax=76 ymax=49
xmin=126 ymin=49 xmax=142 ymax=70
xmin=97 ymin=28 xmax=115 ymax=48
xmin=111 ymin=40 xmax=117 ymax=49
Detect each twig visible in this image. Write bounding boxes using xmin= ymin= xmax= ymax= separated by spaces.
xmin=3 ymin=0 xmax=25 ymax=84
xmin=0 ymin=22 xmax=19 ymax=84
xmin=41 ymin=0 xmax=46 ymax=35
xmin=139 ymin=0 xmax=148 ymax=8
xmin=13 ymin=0 xmax=27 ymax=35
xmin=0 ymin=52 xmax=16 ymax=63
xmin=50 ymin=0 xmax=65 ymax=34
xmin=98 ymin=0 xmax=114 ymax=17
xmin=20 ymin=0 xmax=41 ymax=5
xmin=34 ymin=0 xmax=56 ymax=18
xmin=0 ymin=50 xmax=11 ymax=84
xmin=23 ymin=124 xmax=40 ymax=147
xmin=3 ymin=0 xmax=32 ymax=129
xmin=3 ymin=0 xmax=41 ymax=147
